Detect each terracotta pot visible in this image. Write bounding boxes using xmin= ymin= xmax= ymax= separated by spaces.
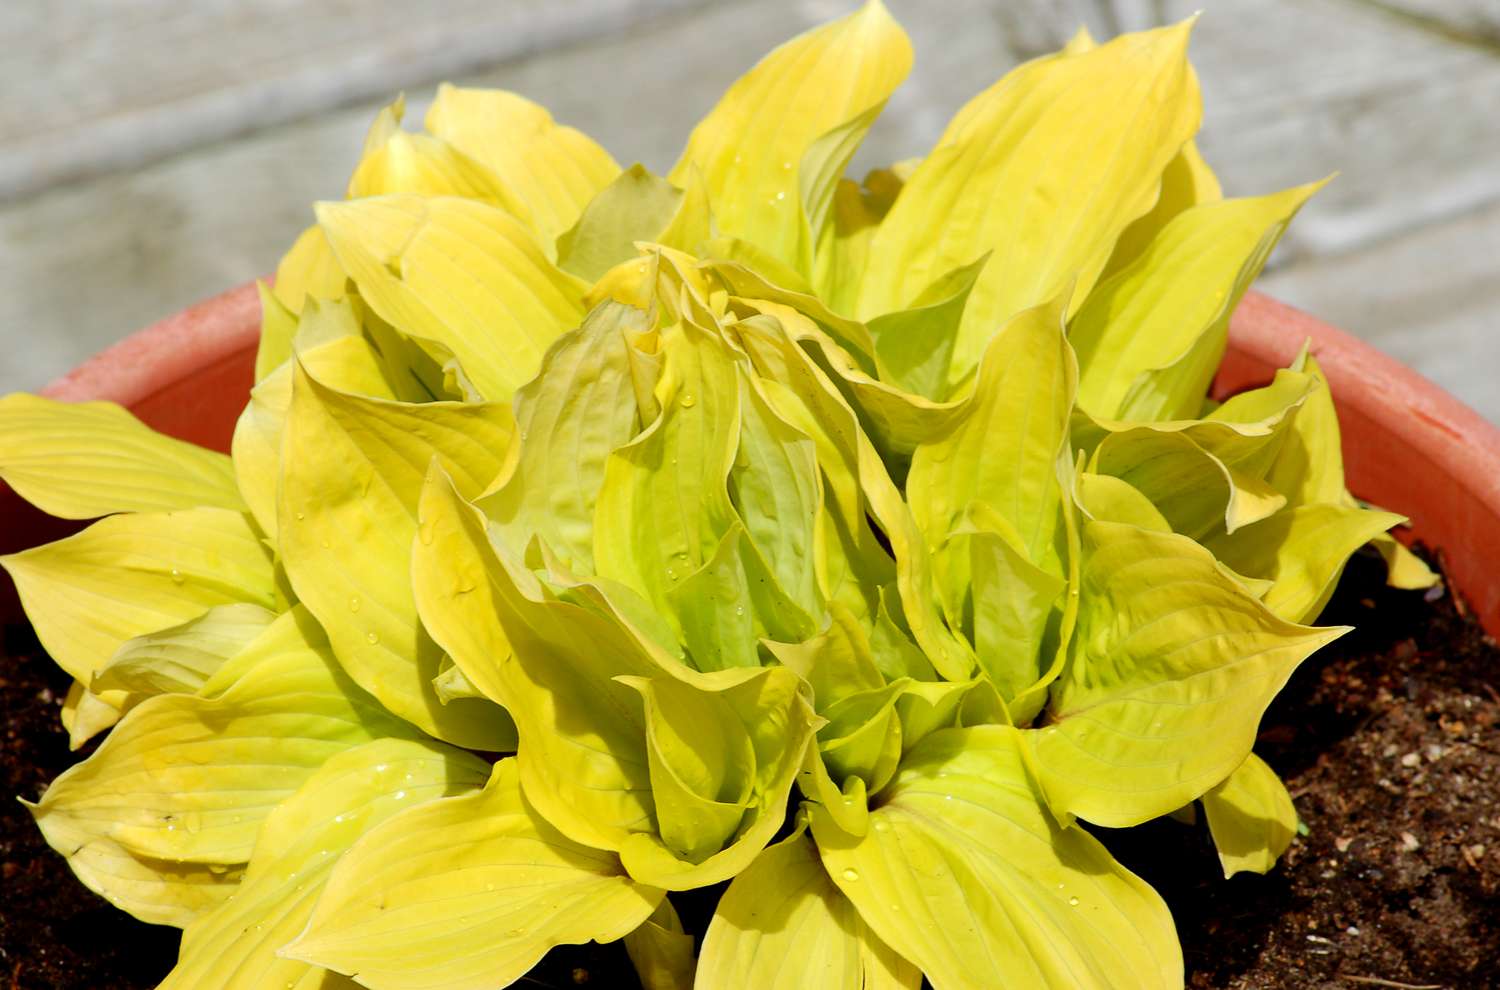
xmin=3 ymin=285 xmax=1499 ymax=636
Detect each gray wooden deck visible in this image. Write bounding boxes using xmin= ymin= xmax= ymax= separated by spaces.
xmin=2 ymin=0 xmax=1496 ymax=421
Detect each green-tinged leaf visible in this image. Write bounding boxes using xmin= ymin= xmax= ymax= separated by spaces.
xmin=1074 ymin=471 xmax=1172 ymax=532
xmin=907 ymin=298 xmax=1075 ymax=565
xmin=671 ymin=0 xmax=912 ymax=272
xmin=768 ymin=605 xmax=886 ymax=712
xmin=670 ymin=522 xmax=814 ymax=671
xmin=1091 ymin=429 xmax=1287 ymax=539
xmin=812 ymin=167 xmax=904 ymax=315
xmin=698 ymin=828 xmax=920 ymax=990
xmin=0 ymin=393 xmax=244 ymax=518
xmin=733 ymin=369 xmax=824 ymax=612
xmin=160 ymin=738 xmax=488 ymax=990
xmin=414 ymin=465 xmax=656 ymax=852
xmin=617 ymin=664 xmax=819 ymax=890
xmin=593 ymin=319 xmax=741 ymax=624
xmin=316 ymin=195 xmax=588 ymax=401
xmin=626 ymin=898 xmax=696 ymax=990
xmin=2 ymin=507 xmax=276 ymax=683
xmin=278 ymin=362 xmax=517 ymax=750
xmin=282 ymin=759 xmax=662 ymax=990
xmin=1027 ymin=520 xmax=1345 ymax=827
xmin=622 ymin=675 xmax=755 ymax=864
xmin=1206 ymin=504 xmax=1404 ymax=623
xmin=1071 ymin=181 xmax=1324 ymax=422
xmin=557 ymin=164 xmax=711 ymax=281
xmin=29 ymin=608 xmax=409 ymax=897
xmin=710 ymin=259 xmax=876 ymax=363
xmin=731 ymin=314 xmax=971 ymax=679
xmin=1201 ymin=752 xmax=1297 ymax=878
xmin=424 ymin=84 xmax=622 ymax=252
xmin=730 ymin=295 xmax=965 ymax=460
xmin=92 ymin=603 xmax=277 ymax=703
xmin=966 ymin=526 xmax=1065 ymax=702
xmin=816 ymin=680 xmax=906 ymax=794
xmin=481 ymin=301 xmax=649 ymax=574
xmin=868 ymin=255 xmax=986 ymax=401
xmin=811 ymin=725 xmax=1182 ymax=990
xmin=1102 ymin=138 xmax=1221 ymax=279
xmin=859 ymin=22 xmax=1200 ymax=387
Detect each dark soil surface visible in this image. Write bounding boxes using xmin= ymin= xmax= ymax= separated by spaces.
xmin=1109 ymin=547 xmax=1500 ymax=990
xmin=2 ymin=547 xmax=1496 ymax=989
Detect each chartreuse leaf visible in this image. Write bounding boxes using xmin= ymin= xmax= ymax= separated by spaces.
xmin=425 ymin=84 xmax=622 ymax=252
xmin=811 ymin=725 xmax=1181 ymax=989
xmin=254 ymin=281 xmax=299 ymax=382
xmin=698 ymin=827 xmax=920 ymax=990
xmin=274 ymin=95 xmax=511 ymax=316
xmin=160 ymin=738 xmax=488 ymax=990
xmin=1261 ymin=352 xmax=1437 ymax=591
xmin=907 ymin=297 xmax=1074 ymax=567
xmin=732 ymin=369 xmax=823 ymax=612
xmin=617 ymin=665 xmax=819 ymax=890
xmin=92 ymin=603 xmax=276 ymax=705
xmin=481 ymin=301 xmax=650 ymax=574
xmin=731 ymin=313 xmax=969 ymax=679
xmin=0 ymin=393 xmax=243 ymax=518
xmin=1071 ymin=180 xmax=1325 ymax=422
xmin=625 ymin=898 xmax=695 ymax=990
xmin=557 ymin=164 xmax=712 ymax=281
xmin=768 ymin=605 xmax=885 ymax=711
xmin=1201 ymin=752 xmax=1298 ymax=878
xmin=45 ymin=840 xmax=244 ymax=928
xmin=1206 ymin=504 xmax=1404 ymax=623
xmin=669 ymin=522 xmax=812 ymax=671
xmin=859 ymin=22 xmax=1200 ymax=387
xmin=966 ymin=525 xmax=1065 ymax=702
xmin=753 ymin=315 xmax=970 ymax=675
xmin=344 ymin=99 xmax=507 ymax=204
xmin=60 ymin=679 xmax=125 ymax=750
xmin=1091 ymin=429 xmax=1286 ymax=540
xmin=812 ymin=165 xmax=905 ymax=315
xmin=744 ymin=296 xmax=967 ymax=460
xmin=621 ymin=675 xmax=755 ymax=865
xmin=278 ymin=362 xmax=517 ymax=751
xmin=867 ymin=255 xmax=986 ymax=401
xmin=671 ymin=0 xmax=912 ymax=274
xmin=282 ymin=759 xmax=663 ymax=990
xmin=414 ymin=464 xmax=656 ymax=852
xmin=316 ymin=195 xmax=587 ymax=401
xmin=233 ymin=295 xmax=412 ymax=538
xmin=272 ymin=225 xmax=349 ymax=314
xmin=28 ymin=609 xmax=409 ymax=904
xmin=1102 ymin=137 xmax=1221 ymax=280
xmin=594 ymin=318 xmax=741 ymax=628
xmin=1027 ymin=521 xmax=1345 ymax=828
xmin=1 ymin=507 xmax=276 ymax=684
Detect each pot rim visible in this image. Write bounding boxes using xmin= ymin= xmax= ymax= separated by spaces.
xmin=9 ymin=282 xmax=1500 ymax=636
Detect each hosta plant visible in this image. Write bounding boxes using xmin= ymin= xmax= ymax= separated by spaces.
xmin=0 ymin=4 xmax=1438 ymax=988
